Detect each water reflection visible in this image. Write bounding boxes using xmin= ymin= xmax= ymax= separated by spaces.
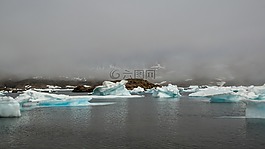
xmin=2 ymin=95 xmax=265 ymax=148
xmin=246 ymin=119 xmax=265 ymax=148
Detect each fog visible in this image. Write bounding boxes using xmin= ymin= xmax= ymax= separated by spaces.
xmin=1 ymin=0 xmax=265 ymax=83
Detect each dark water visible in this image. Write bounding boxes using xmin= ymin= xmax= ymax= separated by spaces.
xmin=1 ymin=95 xmax=265 ymax=149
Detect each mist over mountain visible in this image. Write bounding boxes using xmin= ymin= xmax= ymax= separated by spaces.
xmin=1 ymin=0 xmax=265 ymax=85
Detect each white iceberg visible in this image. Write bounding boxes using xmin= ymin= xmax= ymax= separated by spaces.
xmin=145 ymin=88 xmax=156 ymax=94
xmin=189 ymin=86 xmax=253 ymax=103
xmin=130 ymin=86 xmax=145 ymax=94
xmin=152 ymin=84 xmax=181 ymax=98
xmin=181 ymin=85 xmax=199 ymax=93
xmin=0 ymin=91 xmax=4 ymax=96
xmin=0 ymin=96 xmax=21 ymax=118
xmin=92 ymin=80 xmax=131 ymax=96
xmin=248 ymin=85 xmax=265 ymax=100
xmin=33 ymin=88 xmax=73 ymax=92
xmin=189 ymin=86 xmax=233 ymax=97
xmin=209 ymin=87 xmax=252 ymax=103
xmin=16 ymin=90 xmax=92 ymax=108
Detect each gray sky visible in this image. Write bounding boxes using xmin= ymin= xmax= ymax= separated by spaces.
xmin=1 ymin=0 xmax=265 ymax=82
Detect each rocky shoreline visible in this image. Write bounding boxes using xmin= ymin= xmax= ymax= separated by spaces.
xmin=73 ymin=79 xmax=161 ymax=92
xmin=0 ymin=78 xmax=160 ymax=93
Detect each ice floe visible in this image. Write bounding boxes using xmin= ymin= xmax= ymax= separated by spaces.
xmin=0 ymin=96 xmax=21 ymax=118
xmin=92 ymin=80 xmax=131 ymax=96
xmin=16 ymin=90 xmax=92 ymax=108
xmin=181 ymin=85 xmax=199 ymax=93
xmin=152 ymin=84 xmax=181 ymax=98
xmin=130 ymin=86 xmax=145 ymax=94
xmin=189 ymin=86 xmax=233 ymax=97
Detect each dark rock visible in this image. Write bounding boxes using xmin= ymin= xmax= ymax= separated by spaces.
xmin=72 ymin=85 xmax=94 ymax=92
xmin=123 ymin=79 xmax=161 ymax=90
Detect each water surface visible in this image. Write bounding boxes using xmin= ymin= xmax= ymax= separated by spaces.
xmin=1 ymin=95 xmax=265 ymax=149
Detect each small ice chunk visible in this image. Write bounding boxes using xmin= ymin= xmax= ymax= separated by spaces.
xmin=0 ymin=96 xmax=21 ymax=118
xmin=65 ymin=85 xmax=77 ymax=89
xmin=152 ymin=84 xmax=181 ymax=98
xmin=0 ymin=91 xmax=4 ymax=96
xmin=130 ymin=86 xmax=145 ymax=94
xmin=181 ymin=85 xmax=199 ymax=93
xmin=93 ymin=80 xmax=131 ymax=96
xmin=47 ymin=85 xmax=61 ymax=89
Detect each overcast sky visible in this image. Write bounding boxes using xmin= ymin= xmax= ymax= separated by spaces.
xmin=1 ymin=0 xmax=265 ymax=82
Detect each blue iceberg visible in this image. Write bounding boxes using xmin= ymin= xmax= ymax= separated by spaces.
xmin=39 ymin=98 xmax=91 ymax=107
xmin=92 ymin=80 xmax=131 ymax=96
xmin=16 ymin=90 xmax=92 ymax=108
xmin=152 ymin=84 xmax=181 ymax=98
xmin=210 ymin=94 xmax=243 ymax=103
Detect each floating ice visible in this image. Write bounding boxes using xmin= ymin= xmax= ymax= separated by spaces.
xmin=181 ymin=85 xmax=199 ymax=93
xmin=188 ymin=86 xmax=255 ymax=102
xmin=189 ymin=86 xmax=233 ymax=97
xmin=92 ymin=80 xmax=131 ymax=96
xmin=248 ymin=85 xmax=265 ymax=96
xmin=65 ymin=85 xmax=77 ymax=89
xmin=39 ymin=98 xmax=92 ymax=107
xmin=244 ymin=100 xmax=265 ymax=118
xmin=87 ymin=95 xmax=144 ymax=99
xmin=145 ymin=88 xmax=156 ymax=94
xmin=16 ymin=90 xmax=92 ymax=108
xmin=152 ymin=84 xmax=181 ymax=98
xmin=130 ymin=86 xmax=145 ymax=94
xmin=47 ymin=85 xmax=61 ymax=89
xmin=0 ymin=96 xmax=21 ymax=117
xmin=16 ymin=90 xmax=71 ymax=102
xmin=210 ymin=94 xmax=243 ymax=103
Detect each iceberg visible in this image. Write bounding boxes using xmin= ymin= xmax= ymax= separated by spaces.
xmin=181 ymin=85 xmax=199 ymax=93
xmin=152 ymin=84 xmax=181 ymax=98
xmin=16 ymin=90 xmax=92 ymax=108
xmin=145 ymin=88 xmax=156 ymax=94
xmin=248 ymin=85 xmax=265 ymax=97
xmin=0 ymin=96 xmax=21 ymax=118
xmin=210 ymin=94 xmax=243 ymax=103
xmin=39 ymin=98 xmax=91 ymax=107
xmin=244 ymin=100 xmax=265 ymax=118
xmin=189 ymin=86 xmax=233 ymax=97
xmin=34 ymin=88 xmax=73 ymax=92
xmin=130 ymin=86 xmax=145 ymax=94
xmin=16 ymin=90 xmax=72 ymax=102
xmin=189 ymin=86 xmax=254 ymax=103
xmin=92 ymin=80 xmax=131 ymax=96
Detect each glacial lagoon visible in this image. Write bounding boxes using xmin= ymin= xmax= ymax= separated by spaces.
xmin=1 ymin=94 xmax=265 ymax=149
